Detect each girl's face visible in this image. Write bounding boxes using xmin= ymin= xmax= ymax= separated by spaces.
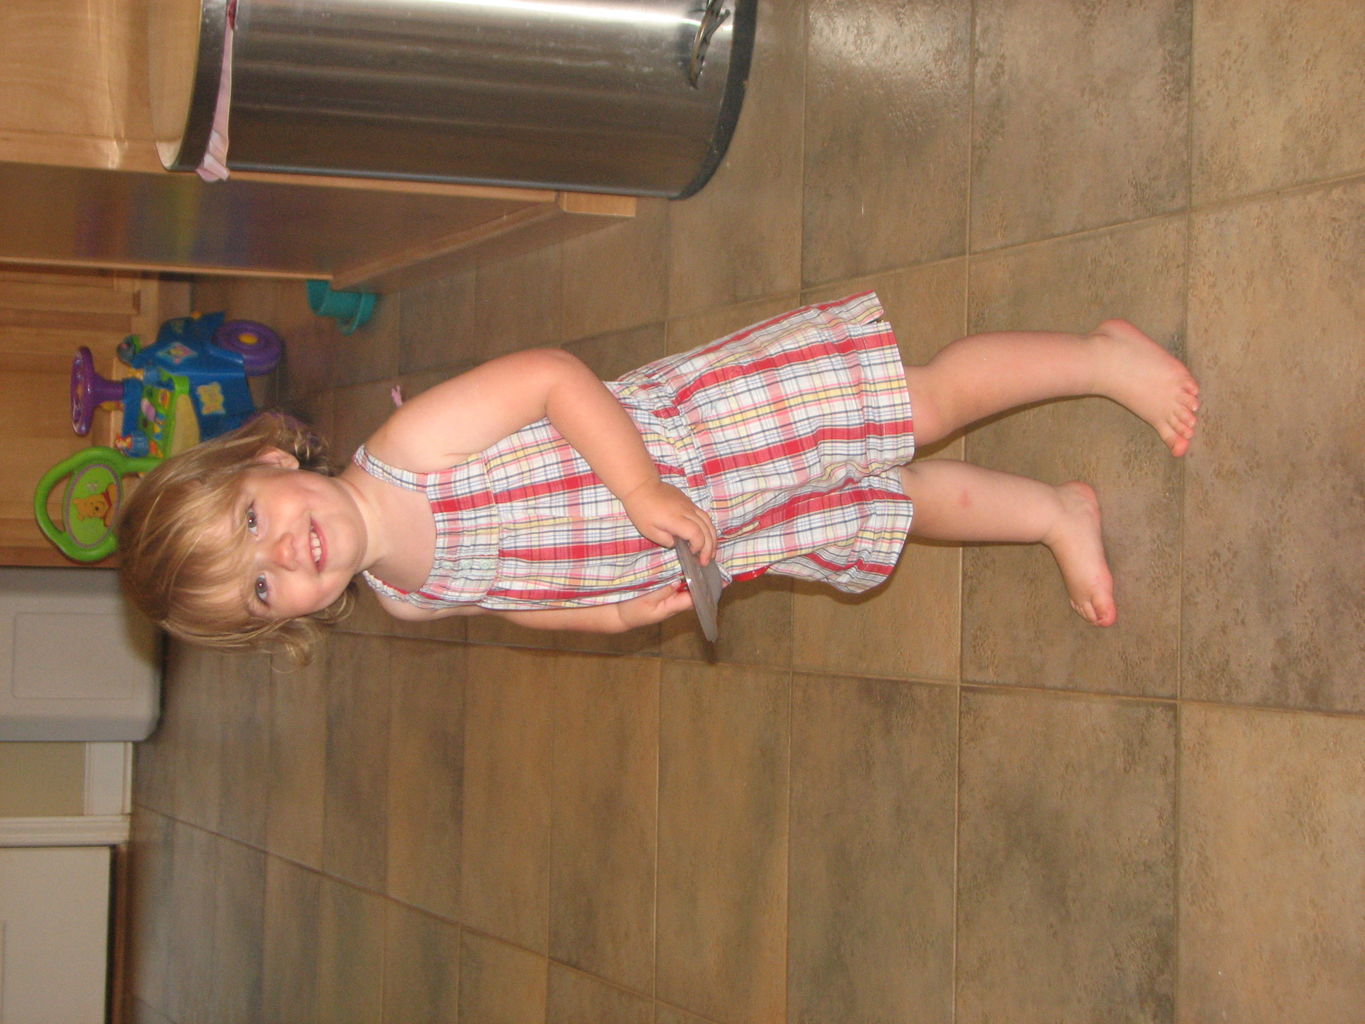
xmin=229 ymin=452 xmax=367 ymax=620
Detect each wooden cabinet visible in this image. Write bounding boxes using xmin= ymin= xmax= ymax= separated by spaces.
xmin=0 ymin=0 xmax=634 ymax=292
xmin=1 ymin=268 xmax=183 ymax=566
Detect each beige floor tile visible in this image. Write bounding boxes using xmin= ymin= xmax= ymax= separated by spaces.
xmin=656 ymin=661 xmax=789 ymax=1024
xmin=386 ymin=639 xmax=466 ymax=921
xmin=1179 ymin=704 xmax=1365 ymax=1022
xmin=208 ymin=838 xmax=267 ymax=1024
xmin=971 ymin=0 xmax=1191 ymax=250
xmin=788 ymin=674 xmax=956 ymax=1023
xmin=163 ymin=822 xmax=219 ymax=1024
xmin=290 ymin=389 xmax=335 ymax=462
xmin=548 ymin=655 xmax=659 ymax=993
xmin=323 ymin=634 xmax=392 ymax=890
xmin=280 ymin=312 xmax=339 ymax=403
xmin=266 ymin=650 xmax=327 ymax=869
xmin=546 ymin=965 xmax=653 ymax=1024
xmin=956 ymin=689 xmax=1177 ymax=1023
xmin=341 ymin=582 xmax=470 ymax=643
xmin=459 ymin=931 xmax=549 ymax=1024
xmin=130 ymin=736 xmax=173 ymax=818
xmin=665 ymin=294 xmax=805 ymax=355
xmin=563 ymin=322 xmax=667 ymax=381
xmin=962 ymin=220 xmax=1188 ymax=696
xmin=315 ymin=877 xmax=387 ymax=1024
xmin=382 ymin=903 xmax=461 ymax=1024
xmin=516 ymin=616 xmax=663 ymax=657
xmin=803 ymin=0 xmax=971 ymax=285
xmin=661 ymin=573 xmax=792 ymax=667
xmin=667 ymin=0 xmax=805 ymax=316
xmin=791 ymin=551 xmax=959 ymax=682
xmin=654 ymin=1006 xmax=719 ymax=1024
xmin=328 ymin=378 xmax=402 ymax=457
xmin=126 ymin=811 xmax=176 ymax=1016
xmin=168 ymin=648 xmax=226 ymax=830
xmin=563 ymin=199 xmax=670 ymax=340
xmin=1183 ymin=181 xmax=1365 ymax=710
xmin=460 ymin=647 xmax=555 ymax=952
xmin=464 ymin=606 xmax=571 ymax=651
xmin=262 ymin=856 xmax=322 ymax=1024
xmin=216 ymin=651 xmax=272 ymax=848
xmin=1192 ymin=0 xmax=1365 ymax=204
xmin=330 ymin=287 xmax=401 ymax=389
xmin=475 ymin=245 xmax=564 ymax=356
xmin=399 ymin=266 xmax=479 ymax=375
xmin=126 ymin=998 xmax=176 ymax=1024
xmin=134 ymin=641 xmax=215 ymax=818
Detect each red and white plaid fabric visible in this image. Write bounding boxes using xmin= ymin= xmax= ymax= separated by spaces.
xmin=358 ymin=292 xmax=916 ymax=611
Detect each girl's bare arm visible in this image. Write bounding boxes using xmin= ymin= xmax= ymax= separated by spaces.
xmin=382 ymin=583 xmax=695 ymax=633
xmin=366 ymin=348 xmax=716 ymax=560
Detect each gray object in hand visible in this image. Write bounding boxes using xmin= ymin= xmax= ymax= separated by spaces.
xmin=674 ymin=540 xmax=722 ymax=642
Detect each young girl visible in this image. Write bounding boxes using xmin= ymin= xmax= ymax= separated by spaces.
xmin=117 ymin=293 xmax=1198 ymax=656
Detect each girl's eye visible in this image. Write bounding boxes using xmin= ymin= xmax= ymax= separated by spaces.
xmin=245 ymin=504 xmax=259 ymax=534
xmin=254 ymin=574 xmax=269 ymax=605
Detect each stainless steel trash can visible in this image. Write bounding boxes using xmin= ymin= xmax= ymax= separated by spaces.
xmin=150 ymin=0 xmax=757 ymax=198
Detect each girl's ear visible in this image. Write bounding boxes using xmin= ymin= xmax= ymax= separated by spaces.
xmin=254 ymin=447 xmax=301 ymax=470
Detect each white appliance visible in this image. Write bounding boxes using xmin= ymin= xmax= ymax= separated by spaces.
xmin=0 ymin=567 xmax=160 ymax=741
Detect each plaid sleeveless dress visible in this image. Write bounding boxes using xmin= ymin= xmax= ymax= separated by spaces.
xmin=357 ymin=292 xmax=916 ymax=612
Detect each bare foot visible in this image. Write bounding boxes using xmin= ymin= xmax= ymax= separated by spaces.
xmin=1090 ymin=320 xmax=1200 ymax=456
xmin=1043 ymin=482 xmax=1116 ymax=626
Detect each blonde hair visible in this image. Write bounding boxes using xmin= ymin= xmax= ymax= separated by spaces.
xmin=116 ymin=413 xmax=354 ymax=660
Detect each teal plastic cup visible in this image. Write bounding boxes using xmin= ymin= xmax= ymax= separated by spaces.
xmin=307 ymin=280 xmax=377 ymax=334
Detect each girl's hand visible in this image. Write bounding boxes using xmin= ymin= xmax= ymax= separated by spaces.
xmin=620 ymin=480 xmax=718 ymax=564
xmin=616 ymin=583 xmax=695 ymax=631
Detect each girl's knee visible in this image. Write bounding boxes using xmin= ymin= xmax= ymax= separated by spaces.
xmin=902 ymin=366 xmax=945 ymax=447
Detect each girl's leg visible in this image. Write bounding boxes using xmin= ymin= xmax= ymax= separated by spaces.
xmin=903 ymin=320 xmax=1200 ymax=455
xmin=900 ymin=460 xmax=1116 ymax=626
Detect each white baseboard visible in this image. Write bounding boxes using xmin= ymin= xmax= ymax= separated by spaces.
xmin=0 ymin=815 xmax=129 ymax=847
xmin=0 ymin=744 xmax=132 ymax=847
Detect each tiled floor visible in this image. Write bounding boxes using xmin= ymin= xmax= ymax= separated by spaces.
xmin=125 ymin=0 xmax=1364 ymax=1021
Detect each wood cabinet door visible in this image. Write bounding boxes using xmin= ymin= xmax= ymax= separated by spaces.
xmin=0 ymin=268 xmax=169 ymax=566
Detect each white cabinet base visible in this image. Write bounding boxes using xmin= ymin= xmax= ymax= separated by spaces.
xmin=0 ymin=846 xmax=110 ymax=1023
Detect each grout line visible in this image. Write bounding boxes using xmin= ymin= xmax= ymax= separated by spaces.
xmin=955 ymin=682 xmax=1365 ymax=721
xmin=651 ymin=661 xmax=662 ymax=1004
xmin=1172 ymin=693 xmax=1186 ymax=1019
xmin=795 ymin=0 xmax=809 ymax=299
xmin=969 ymin=167 xmax=1365 ymax=266
xmin=1172 ymin=1 xmax=1199 ymax=1000
xmin=952 ymin=677 xmax=965 ymax=1024
xmin=782 ymin=664 xmax=795 ymax=1023
xmin=953 ymin=5 xmax=980 ymax=1019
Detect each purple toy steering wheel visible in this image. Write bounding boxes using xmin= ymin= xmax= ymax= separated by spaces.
xmin=70 ymin=346 xmax=126 ymax=436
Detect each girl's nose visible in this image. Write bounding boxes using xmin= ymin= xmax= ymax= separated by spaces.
xmin=272 ymin=532 xmax=299 ymax=570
